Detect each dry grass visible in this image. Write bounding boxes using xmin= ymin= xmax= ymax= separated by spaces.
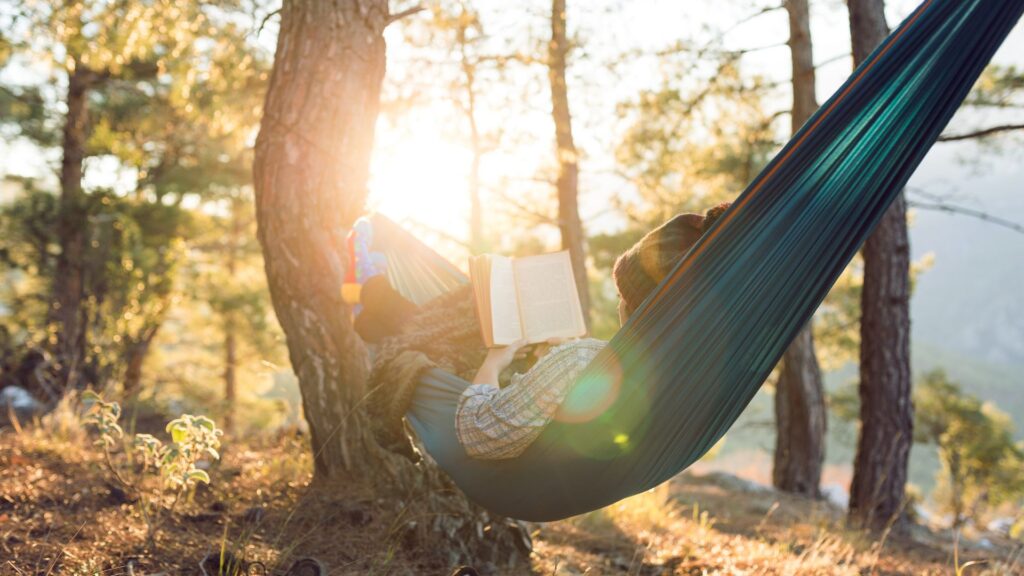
xmin=2 ymin=418 xmax=1022 ymax=575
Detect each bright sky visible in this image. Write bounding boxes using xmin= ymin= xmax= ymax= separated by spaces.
xmin=363 ymin=0 xmax=1024 ymax=262
xmin=1 ymin=0 xmax=1022 ymax=260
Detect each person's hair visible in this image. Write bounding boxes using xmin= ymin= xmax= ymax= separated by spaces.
xmin=612 ymin=202 xmax=732 ymax=316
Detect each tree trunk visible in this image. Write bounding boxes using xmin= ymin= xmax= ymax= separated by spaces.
xmin=773 ymin=330 xmax=826 ymax=497
xmin=123 ymin=329 xmax=158 ymax=398
xmin=949 ymin=450 xmax=964 ymax=528
xmin=548 ymin=0 xmax=590 ymax=329
xmin=847 ymin=0 xmax=914 ymax=531
xmin=51 ymin=65 xmax=92 ymax=392
xmin=224 ymin=327 xmax=237 ymax=433
xmin=254 ymin=0 xmax=385 ymax=478
xmin=223 ymin=199 xmax=242 ymax=434
xmin=253 ymin=1 xmax=528 ymax=565
xmin=458 ymin=14 xmax=485 ymax=254
xmin=773 ymin=0 xmax=827 ymax=499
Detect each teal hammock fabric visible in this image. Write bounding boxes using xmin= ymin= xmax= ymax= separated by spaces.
xmin=369 ymin=0 xmax=1024 ymax=522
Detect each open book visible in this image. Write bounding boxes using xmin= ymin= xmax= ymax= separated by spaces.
xmin=469 ymin=250 xmax=587 ymax=347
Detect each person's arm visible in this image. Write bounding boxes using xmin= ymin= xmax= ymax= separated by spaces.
xmin=472 ymin=340 xmax=527 ymax=385
xmin=457 ymin=339 xmax=604 ymax=460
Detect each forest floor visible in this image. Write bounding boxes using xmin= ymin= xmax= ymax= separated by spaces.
xmin=2 ymin=423 xmax=1022 ymax=576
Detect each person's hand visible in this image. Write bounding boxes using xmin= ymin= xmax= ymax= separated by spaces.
xmin=473 ymin=339 xmax=527 ymax=385
xmin=529 ymin=337 xmax=570 ymax=360
xmin=484 ymin=339 xmax=528 ymax=371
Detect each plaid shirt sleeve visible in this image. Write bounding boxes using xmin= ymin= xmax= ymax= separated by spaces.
xmin=455 ymin=338 xmax=607 ymax=460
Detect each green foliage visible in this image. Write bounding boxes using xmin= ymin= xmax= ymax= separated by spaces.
xmin=615 ymin=56 xmax=777 ymax=224
xmin=964 ymin=65 xmax=1024 ymax=110
xmin=914 ymin=370 xmax=1024 ymax=527
xmin=83 ymin=391 xmax=223 ymax=547
xmin=0 ymin=187 xmax=191 ymax=387
xmin=82 ymin=390 xmax=124 ymax=448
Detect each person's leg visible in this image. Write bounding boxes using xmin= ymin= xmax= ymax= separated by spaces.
xmin=354 ymin=275 xmax=421 ymax=343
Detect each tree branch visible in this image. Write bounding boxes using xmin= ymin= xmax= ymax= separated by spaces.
xmin=387 ymin=6 xmax=425 ymax=26
xmin=937 ymin=123 xmax=1024 ymax=142
xmin=907 ymin=200 xmax=1024 ymax=235
xmin=255 ymin=8 xmax=281 ymax=38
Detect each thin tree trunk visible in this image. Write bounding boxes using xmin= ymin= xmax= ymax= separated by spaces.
xmin=457 ymin=12 xmax=485 ymax=254
xmin=773 ymin=0 xmax=826 ymax=498
xmin=224 ymin=330 xmax=237 ymax=433
xmin=254 ymin=0 xmax=385 ymax=478
xmin=51 ymin=65 xmax=92 ymax=392
xmin=223 ymin=199 xmax=241 ymax=434
xmin=847 ymin=0 xmax=914 ymax=531
xmin=949 ymin=450 xmax=964 ymax=528
xmin=123 ymin=329 xmax=158 ymax=398
xmin=548 ymin=0 xmax=590 ymax=329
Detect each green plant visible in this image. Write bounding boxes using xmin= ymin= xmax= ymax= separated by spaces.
xmin=83 ymin=391 xmax=223 ymax=547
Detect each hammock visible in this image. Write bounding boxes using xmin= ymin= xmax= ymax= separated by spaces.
xmin=368 ymin=0 xmax=1023 ymax=522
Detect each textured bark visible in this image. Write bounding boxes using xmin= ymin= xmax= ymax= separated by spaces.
xmin=253 ymin=1 xmax=528 ymax=564
xmin=773 ymin=0 xmax=827 ymax=498
xmin=224 ymin=327 xmax=237 ymax=433
xmin=223 ymin=200 xmax=241 ymax=434
xmin=51 ymin=65 xmax=93 ymax=391
xmin=847 ymin=0 xmax=914 ymax=530
xmin=254 ymin=0 xmax=385 ymax=477
xmin=548 ymin=0 xmax=590 ymax=329
xmin=457 ymin=13 xmax=485 ymax=254
xmin=122 ymin=329 xmax=158 ymax=398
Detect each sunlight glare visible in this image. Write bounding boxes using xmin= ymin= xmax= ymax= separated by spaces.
xmin=368 ymin=116 xmax=474 ymax=244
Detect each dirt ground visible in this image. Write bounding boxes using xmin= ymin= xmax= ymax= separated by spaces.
xmin=2 ymin=428 xmax=1021 ymax=575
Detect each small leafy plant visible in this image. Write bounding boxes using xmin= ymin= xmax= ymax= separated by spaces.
xmin=83 ymin=391 xmax=224 ymax=547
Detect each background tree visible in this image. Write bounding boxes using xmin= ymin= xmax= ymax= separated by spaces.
xmin=846 ymin=0 xmax=914 ymax=531
xmin=4 ymin=0 xmax=251 ymax=397
xmin=772 ymin=0 xmax=826 ymax=499
xmin=914 ymin=370 xmax=1024 ymax=528
xmin=548 ymin=0 xmax=590 ymax=327
xmin=253 ymin=0 xmax=527 ymax=563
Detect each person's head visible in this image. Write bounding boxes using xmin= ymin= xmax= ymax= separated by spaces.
xmin=612 ymin=202 xmax=732 ymax=324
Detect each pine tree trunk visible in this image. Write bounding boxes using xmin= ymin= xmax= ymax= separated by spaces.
xmin=223 ymin=199 xmax=241 ymax=434
xmin=773 ymin=329 xmax=826 ymax=496
xmin=253 ymin=0 xmax=385 ymax=477
xmin=548 ymin=0 xmax=590 ymax=329
xmin=253 ymin=1 xmax=528 ymax=565
xmin=847 ymin=0 xmax=914 ymax=530
xmin=123 ymin=329 xmax=157 ymax=398
xmin=458 ymin=16 xmax=485 ymax=254
xmin=224 ymin=330 xmax=237 ymax=432
xmin=51 ymin=65 xmax=92 ymax=392
xmin=773 ymin=0 xmax=827 ymax=498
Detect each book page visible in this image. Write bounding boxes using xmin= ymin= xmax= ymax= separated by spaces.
xmin=513 ymin=251 xmax=586 ymax=343
xmin=488 ymin=256 xmax=524 ymax=346
xmin=469 ymin=256 xmax=493 ymax=346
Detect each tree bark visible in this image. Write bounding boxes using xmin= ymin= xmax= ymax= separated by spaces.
xmin=123 ymin=329 xmax=158 ymax=398
xmin=51 ymin=65 xmax=93 ymax=392
xmin=254 ymin=0 xmax=386 ymax=478
xmin=847 ymin=0 xmax=914 ymax=531
xmin=457 ymin=11 xmax=485 ymax=254
xmin=223 ymin=199 xmax=241 ymax=434
xmin=253 ymin=1 xmax=529 ymax=564
xmin=773 ymin=0 xmax=827 ymax=499
xmin=548 ymin=0 xmax=590 ymax=329
xmin=224 ymin=325 xmax=237 ymax=433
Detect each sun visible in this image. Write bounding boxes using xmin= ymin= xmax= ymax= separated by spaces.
xmin=367 ymin=113 xmax=474 ymax=250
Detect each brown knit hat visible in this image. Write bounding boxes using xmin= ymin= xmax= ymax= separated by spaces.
xmin=613 ymin=202 xmax=731 ymax=315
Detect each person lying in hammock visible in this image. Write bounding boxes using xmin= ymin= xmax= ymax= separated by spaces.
xmin=347 ymin=202 xmax=730 ymax=461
